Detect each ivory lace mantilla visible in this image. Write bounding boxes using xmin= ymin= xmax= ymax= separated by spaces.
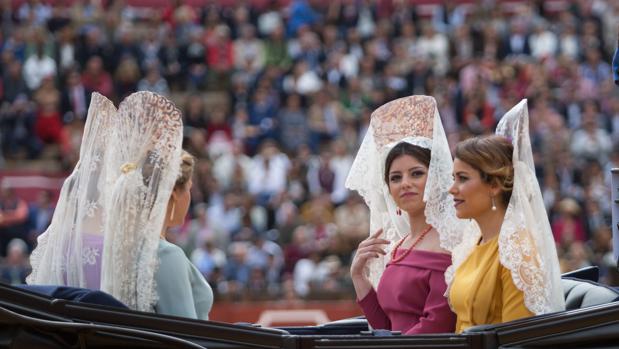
xmin=100 ymin=92 xmax=184 ymax=312
xmin=27 ymin=93 xmax=117 ymax=289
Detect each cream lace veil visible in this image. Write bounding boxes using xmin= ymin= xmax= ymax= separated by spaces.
xmin=345 ymin=95 xmax=463 ymax=286
xmin=447 ymin=99 xmax=565 ymax=314
xmin=100 ymin=92 xmax=184 ymax=312
xmin=27 ymin=93 xmax=117 ymax=288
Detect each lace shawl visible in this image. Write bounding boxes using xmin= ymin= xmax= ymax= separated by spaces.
xmin=27 ymin=93 xmax=117 ymax=289
xmin=100 ymin=92 xmax=183 ymax=312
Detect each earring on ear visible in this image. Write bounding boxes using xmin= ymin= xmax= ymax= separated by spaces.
xmin=396 ymin=208 xmax=402 ymax=216
xmin=491 ymin=196 xmax=497 ymax=211
xmin=169 ymin=201 xmax=176 ymax=221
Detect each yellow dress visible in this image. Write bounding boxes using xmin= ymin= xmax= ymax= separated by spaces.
xmin=449 ymin=236 xmax=533 ymax=333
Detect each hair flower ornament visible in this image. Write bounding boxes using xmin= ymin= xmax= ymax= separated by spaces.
xmin=121 ymin=162 xmax=137 ymax=174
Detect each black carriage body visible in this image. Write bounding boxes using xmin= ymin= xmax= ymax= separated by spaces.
xmin=1 ymin=267 xmax=618 ymax=349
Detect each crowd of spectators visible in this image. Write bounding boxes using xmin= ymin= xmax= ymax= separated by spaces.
xmin=1 ymin=0 xmax=619 ymax=301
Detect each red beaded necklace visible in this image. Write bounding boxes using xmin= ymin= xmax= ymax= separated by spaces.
xmin=390 ymin=225 xmax=433 ymax=263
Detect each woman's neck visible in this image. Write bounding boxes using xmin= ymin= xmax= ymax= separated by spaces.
xmin=407 ymin=210 xmax=430 ymax=238
xmin=474 ymin=207 xmax=506 ymax=243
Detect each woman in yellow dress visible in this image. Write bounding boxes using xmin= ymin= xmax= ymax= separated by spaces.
xmin=447 ymin=100 xmax=565 ymax=333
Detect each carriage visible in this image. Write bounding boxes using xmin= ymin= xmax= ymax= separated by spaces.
xmin=0 ymin=168 xmax=618 ymax=349
xmin=0 ymin=265 xmax=618 ymax=349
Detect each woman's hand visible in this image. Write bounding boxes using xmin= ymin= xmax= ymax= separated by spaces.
xmin=350 ymin=229 xmax=390 ymax=300
xmin=350 ymin=229 xmax=390 ymax=279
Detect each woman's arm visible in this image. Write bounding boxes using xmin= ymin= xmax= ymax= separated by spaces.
xmin=350 ymin=229 xmax=389 ymax=299
xmin=351 ymin=229 xmax=391 ymax=330
xmin=155 ymin=243 xmax=198 ymax=319
xmin=357 ymin=288 xmax=391 ymax=330
xmin=500 ymin=266 xmax=534 ymax=323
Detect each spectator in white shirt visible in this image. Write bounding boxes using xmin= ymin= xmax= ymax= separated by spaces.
xmin=247 ymin=140 xmax=290 ymax=205
xmin=329 ymin=140 xmax=353 ymax=204
xmin=23 ymin=44 xmax=57 ymax=91
xmin=570 ymin=101 xmax=612 ymax=165
xmin=417 ymin=21 xmax=449 ymax=76
xmin=529 ymin=21 xmax=557 ymax=59
xmin=234 ymin=24 xmax=265 ymax=72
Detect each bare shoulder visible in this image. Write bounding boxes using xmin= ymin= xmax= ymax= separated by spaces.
xmin=418 ymin=228 xmax=451 ymax=254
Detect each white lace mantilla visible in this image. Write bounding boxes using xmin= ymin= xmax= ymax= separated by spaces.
xmin=27 ymin=93 xmax=116 ymax=288
xmin=100 ymin=91 xmax=183 ymax=313
xmin=82 ymin=246 xmax=101 ymax=266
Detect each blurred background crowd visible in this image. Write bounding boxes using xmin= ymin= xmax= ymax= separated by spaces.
xmin=0 ymin=0 xmax=618 ymax=302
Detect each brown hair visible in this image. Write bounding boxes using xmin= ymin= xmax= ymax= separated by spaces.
xmin=454 ymin=135 xmax=514 ymax=206
xmin=384 ymin=142 xmax=431 ymax=184
xmin=175 ymin=150 xmax=195 ymax=189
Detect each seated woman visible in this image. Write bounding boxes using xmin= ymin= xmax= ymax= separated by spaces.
xmin=100 ymin=92 xmax=212 ymax=320
xmin=28 ymin=92 xmax=213 ymax=320
xmin=155 ymin=150 xmax=213 ymax=319
xmin=448 ymin=100 xmax=565 ymax=333
xmin=346 ymin=95 xmax=464 ymax=334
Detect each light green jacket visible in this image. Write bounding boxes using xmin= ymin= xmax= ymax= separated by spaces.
xmin=155 ymin=239 xmax=213 ymax=320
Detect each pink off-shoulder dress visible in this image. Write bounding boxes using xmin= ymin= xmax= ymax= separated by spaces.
xmin=357 ymin=249 xmax=456 ymax=334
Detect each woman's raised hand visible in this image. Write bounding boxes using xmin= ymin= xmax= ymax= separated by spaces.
xmin=350 ymin=229 xmax=390 ymax=279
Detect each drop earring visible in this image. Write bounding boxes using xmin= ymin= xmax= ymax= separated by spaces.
xmin=396 ymin=208 xmax=402 ymax=216
xmin=491 ymin=196 xmax=497 ymax=211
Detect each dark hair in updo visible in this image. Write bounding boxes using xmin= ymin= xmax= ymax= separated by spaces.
xmin=454 ymin=135 xmax=514 ymax=206
xmin=384 ymin=142 xmax=431 ymax=184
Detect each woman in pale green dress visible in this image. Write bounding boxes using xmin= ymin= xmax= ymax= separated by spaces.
xmin=155 ymin=150 xmax=213 ymax=320
xmin=100 ymin=91 xmax=212 ymax=320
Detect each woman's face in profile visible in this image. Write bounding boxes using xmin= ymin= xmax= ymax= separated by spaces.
xmin=387 ymin=154 xmax=428 ymax=216
xmin=450 ymin=158 xmax=493 ymax=219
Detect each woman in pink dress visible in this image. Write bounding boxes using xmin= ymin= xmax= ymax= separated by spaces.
xmin=346 ymin=95 xmax=463 ymax=334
